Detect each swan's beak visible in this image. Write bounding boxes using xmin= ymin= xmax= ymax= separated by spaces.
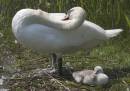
xmin=62 ymin=15 xmax=69 ymax=21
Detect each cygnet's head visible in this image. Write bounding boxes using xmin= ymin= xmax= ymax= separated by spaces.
xmin=94 ymin=66 xmax=103 ymax=74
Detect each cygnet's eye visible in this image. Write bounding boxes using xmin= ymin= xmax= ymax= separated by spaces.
xmin=96 ymin=69 xmax=103 ymax=74
xmin=95 ymin=71 xmax=98 ymax=74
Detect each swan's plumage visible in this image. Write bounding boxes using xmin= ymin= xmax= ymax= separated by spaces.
xmin=12 ymin=7 xmax=123 ymax=54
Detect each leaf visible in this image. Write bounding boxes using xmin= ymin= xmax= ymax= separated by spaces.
xmin=124 ymin=14 xmax=130 ymax=28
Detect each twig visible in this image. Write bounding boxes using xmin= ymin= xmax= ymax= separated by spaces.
xmin=43 ymin=71 xmax=70 ymax=91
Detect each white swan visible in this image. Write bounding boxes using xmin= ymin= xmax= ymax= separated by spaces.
xmin=12 ymin=7 xmax=123 ymax=75
xmin=72 ymin=66 xmax=109 ymax=85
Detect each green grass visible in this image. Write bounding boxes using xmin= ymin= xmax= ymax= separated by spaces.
xmin=0 ymin=0 xmax=130 ymax=91
xmin=1 ymin=31 xmax=130 ymax=91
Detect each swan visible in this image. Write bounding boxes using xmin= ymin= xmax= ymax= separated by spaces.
xmin=72 ymin=66 xmax=109 ymax=85
xmin=12 ymin=7 xmax=123 ymax=75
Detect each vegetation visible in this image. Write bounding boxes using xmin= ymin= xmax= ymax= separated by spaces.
xmin=0 ymin=0 xmax=130 ymax=91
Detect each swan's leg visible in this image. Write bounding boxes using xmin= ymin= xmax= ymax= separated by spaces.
xmin=33 ymin=53 xmax=63 ymax=75
xmin=57 ymin=56 xmax=63 ymax=75
xmin=51 ymin=53 xmax=63 ymax=75
xmin=48 ymin=53 xmax=59 ymax=73
xmin=51 ymin=53 xmax=57 ymax=70
xmin=33 ymin=53 xmax=58 ymax=76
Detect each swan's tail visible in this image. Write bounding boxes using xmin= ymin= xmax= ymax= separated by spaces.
xmin=105 ymin=29 xmax=123 ymax=39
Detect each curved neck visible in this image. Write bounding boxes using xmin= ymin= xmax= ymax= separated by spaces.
xmin=13 ymin=7 xmax=86 ymax=31
xmin=47 ymin=7 xmax=86 ymax=30
xmin=49 ymin=16 xmax=85 ymax=30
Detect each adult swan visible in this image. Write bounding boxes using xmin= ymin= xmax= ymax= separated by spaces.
xmin=12 ymin=7 xmax=123 ymax=75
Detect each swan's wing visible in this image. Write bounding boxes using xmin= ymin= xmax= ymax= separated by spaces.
xmin=49 ymin=13 xmax=66 ymax=21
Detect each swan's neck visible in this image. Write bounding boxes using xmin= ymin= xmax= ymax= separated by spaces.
xmin=12 ymin=9 xmax=49 ymax=32
xmin=21 ymin=9 xmax=49 ymax=27
xmin=12 ymin=7 xmax=86 ymax=32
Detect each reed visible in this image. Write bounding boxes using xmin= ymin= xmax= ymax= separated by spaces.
xmin=0 ymin=0 xmax=129 ymax=30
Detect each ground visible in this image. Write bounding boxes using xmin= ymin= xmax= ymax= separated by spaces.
xmin=1 ymin=31 xmax=130 ymax=91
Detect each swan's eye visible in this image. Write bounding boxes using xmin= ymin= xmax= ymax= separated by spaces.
xmin=67 ymin=9 xmax=73 ymax=15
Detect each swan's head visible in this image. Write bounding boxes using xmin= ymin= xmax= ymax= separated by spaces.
xmin=48 ymin=7 xmax=86 ymax=30
xmin=61 ymin=7 xmax=86 ymax=30
xmin=94 ymin=66 xmax=103 ymax=74
xmin=66 ymin=7 xmax=86 ymax=21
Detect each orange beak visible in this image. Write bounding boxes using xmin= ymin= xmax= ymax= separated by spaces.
xmin=62 ymin=15 xmax=69 ymax=21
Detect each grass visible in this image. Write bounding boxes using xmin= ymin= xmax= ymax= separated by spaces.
xmin=1 ymin=36 xmax=130 ymax=91
xmin=0 ymin=0 xmax=130 ymax=91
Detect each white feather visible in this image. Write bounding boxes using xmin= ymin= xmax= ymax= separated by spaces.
xmin=105 ymin=29 xmax=123 ymax=39
xmin=12 ymin=7 xmax=123 ymax=54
